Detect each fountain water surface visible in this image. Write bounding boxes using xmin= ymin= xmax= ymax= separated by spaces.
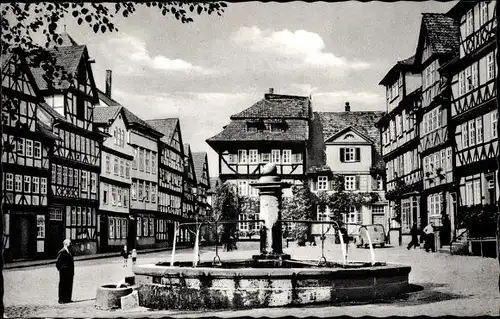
xmin=133 ymin=164 xmax=411 ymax=310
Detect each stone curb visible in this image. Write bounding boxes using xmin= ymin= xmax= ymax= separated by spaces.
xmin=4 ymin=245 xmax=202 ymax=270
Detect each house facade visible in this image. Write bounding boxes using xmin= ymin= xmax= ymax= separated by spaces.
xmin=192 ymin=152 xmax=211 ymax=221
xmin=146 ymin=118 xmax=185 ymax=247
xmin=1 ymin=52 xmax=55 ymax=261
xmin=308 ymin=105 xmax=388 ymax=236
xmin=181 ymin=144 xmax=197 ymax=244
xmin=444 ymin=1 xmax=498 ymax=241
xmin=93 ymin=101 xmax=134 ymax=252
xmin=33 ymin=41 xmax=103 ymax=257
xmin=207 ymin=89 xmax=311 ymax=238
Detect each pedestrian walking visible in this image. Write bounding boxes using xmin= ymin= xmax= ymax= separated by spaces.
xmin=407 ymin=222 xmax=420 ymax=250
xmin=56 ymin=238 xmax=74 ymax=304
xmin=423 ymin=222 xmax=435 ymax=252
xmin=131 ymin=249 xmax=137 ymax=265
xmin=121 ymin=245 xmax=129 ymax=267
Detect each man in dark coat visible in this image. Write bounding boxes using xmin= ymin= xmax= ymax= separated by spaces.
xmin=56 ymin=239 xmax=74 ymax=304
xmin=407 ymin=222 xmax=419 ymax=250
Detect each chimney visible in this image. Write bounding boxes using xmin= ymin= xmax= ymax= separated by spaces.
xmin=345 ymin=102 xmax=350 ymax=112
xmin=269 ymin=88 xmax=274 ymax=94
xmin=105 ymin=70 xmax=112 ymax=98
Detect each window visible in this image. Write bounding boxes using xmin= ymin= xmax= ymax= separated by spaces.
xmin=24 ymin=175 xmax=31 ymax=192
xmin=341 ymin=147 xmax=360 ymax=162
xmin=139 ymin=148 xmax=144 ymax=171
xmin=37 ymin=215 xmax=45 ymax=238
xmin=109 ymin=219 xmax=115 ymax=239
xmin=34 ymin=142 xmax=41 ymax=159
xmin=62 ymin=167 xmax=67 ymax=185
xmin=344 ymin=206 xmax=358 ymax=224
xmin=117 ymin=188 xmax=122 ymax=207
xmin=473 ymin=180 xmax=481 ymax=205
xmin=462 ymin=123 xmax=469 ymax=148
xmin=465 ymin=181 xmax=474 ymax=205
xmin=6 ymin=173 xmax=13 ymax=191
xmin=132 ymin=148 xmax=137 ymax=169
xmin=123 ymin=190 xmax=128 ymax=207
xmin=468 ymin=121 xmax=476 ymax=146
xmin=143 ymin=217 xmax=149 ymax=236
xmin=249 ymin=150 xmax=258 ymax=164
xmin=446 ymin=148 xmax=452 ymax=171
xmin=261 ymin=153 xmax=270 ymax=163
xmin=466 ymin=8 xmax=474 ymax=37
xmin=81 ymin=171 xmax=88 ymax=192
xmin=40 ymin=178 xmax=47 ymax=194
xmin=345 ymin=176 xmax=356 ymax=190
xmin=458 ymin=71 xmax=465 ymax=96
xmin=271 ymin=150 xmax=280 ymax=163
xmin=122 ymin=219 xmax=127 ymax=238
xmin=149 ymin=218 xmax=154 ymax=236
xmin=492 ymin=111 xmax=498 ymax=138
xmin=318 ymin=176 xmax=328 ymax=191
xmin=131 ymin=182 xmax=137 ymax=200
xmin=145 ymin=150 xmax=150 ymax=173
xmin=151 ymin=184 xmax=156 ymax=204
xmin=32 ymin=176 xmax=39 ymax=193
xmin=270 ymin=123 xmax=285 ymax=132
xmin=116 ymin=218 xmax=121 ymax=238
xmin=120 ymin=160 xmax=124 ymax=177
xmin=103 ymin=184 xmax=108 ymax=204
xmin=487 ymin=52 xmax=495 ymax=80
xmin=125 ymin=162 xmax=130 ymax=178
xmin=145 ymin=183 xmax=150 ymax=202
xmin=476 ymin=118 xmax=483 ymax=144
xmin=238 ymin=150 xmax=247 ymax=163
xmin=111 ymin=186 xmax=116 ymax=205
xmin=428 ymin=193 xmax=442 ymax=218
xmin=292 ymin=153 xmax=302 ymax=163
xmin=49 ymin=208 xmax=63 ymax=221
xmin=238 ymin=180 xmax=248 ymax=196
xmin=138 ymin=181 xmax=143 ymax=199
xmin=151 ymin=153 xmax=156 ymax=174
xmin=17 ymin=139 xmax=24 ymax=155
xmin=480 ymin=1 xmax=489 ymax=25
xmin=114 ymin=158 xmax=119 ymax=175
xmin=376 ymin=176 xmax=384 ymax=190
xmin=137 ymin=217 xmax=142 ymax=236
xmin=91 ymin=173 xmax=96 ymax=193
xmin=26 ymin=140 xmax=33 ymax=157
xmin=282 ymin=150 xmax=291 ymax=164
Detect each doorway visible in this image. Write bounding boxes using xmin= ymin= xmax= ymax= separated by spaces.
xmin=11 ymin=214 xmax=34 ymax=260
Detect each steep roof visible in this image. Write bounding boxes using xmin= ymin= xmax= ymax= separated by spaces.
xmin=192 ymin=152 xmax=208 ymax=186
xmin=93 ymin=105 xmax=122 ymax=125
xmin=316 ymin=111 xmax=386 ymax=170
xmin=207 ymin=119 xmax=309 ymax=144
xmin=146 ymin=118 xmax=179 ymax=144
xmin=415 ymin=13 xmax=459 ymax=64
xmin=30 ymin=45 xmax=87 ymax=90
xmin=230 ymin=93 xmax=310 ymax=119
xmin=36 ymin=121 xmax=60 ymax=140
xmin=421 ymin=13 xmax=460 ymax=54
xmin=379 ymin=55 xmax=416 ymax=85
xmin=96 ymin=90 xmax=162 ymax=137
xmin=38 ymin=102 xmax=66 ymax=122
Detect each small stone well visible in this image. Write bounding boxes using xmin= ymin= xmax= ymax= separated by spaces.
xmin=95 ymin=284 xmax=133 ymax=310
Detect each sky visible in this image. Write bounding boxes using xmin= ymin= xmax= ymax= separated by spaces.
xmin=59 ymin=1 xmax=456 ymax=179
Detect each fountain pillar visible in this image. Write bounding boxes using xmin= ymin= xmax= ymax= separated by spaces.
xmin=251 ymin=163 xmax=291 ymax=260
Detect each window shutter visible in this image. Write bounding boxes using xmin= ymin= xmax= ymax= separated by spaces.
xmin=355 ymin=148 xmax=360 ymax=162
xmin=355 ymin=176 xmax=360 ymax=190
xmin=357 ymin=208 xmax=362 ymax=224
xmin=340 ymin=148 xmax=345 ymax=162
xmin=312 ymin=179 xmax=317 ymax=191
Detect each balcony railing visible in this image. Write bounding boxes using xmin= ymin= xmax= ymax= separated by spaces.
xmin=460 ymin=17 xmax=497 ymax=57
xmin=451 ymin=79 xmax=496 ymax=118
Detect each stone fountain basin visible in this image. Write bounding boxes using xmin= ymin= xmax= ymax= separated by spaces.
xmin=95 ymin=284 xmax=133 ymax=310
xmin=133 ymin=259 xmax=411 ymax=310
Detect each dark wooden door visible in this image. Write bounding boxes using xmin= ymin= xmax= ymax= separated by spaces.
xmin=11 ymin=214 xmax=34 ymax=260
xmin=47 ymin=222 xmax=64 ymax=257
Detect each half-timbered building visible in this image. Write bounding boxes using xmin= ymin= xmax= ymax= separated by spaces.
xmin=377 ymin=56 xmax=423 ymax=245
xmin=181 ymin=144 xmax=197 ymax=244
xmin=32 ymin=39 xmax=103 ymax=256
xmin=192 ymin=152 xmax=211 ymax=221
xmin=206 ymin=89 xmax=310 ymax=236
xmin=146 ymin=118 xmax=185 ymax=247
xmin=308 ymin=104 xmax=388 ymax=236
xmin=443 ymin=1 xmax=497 ymax=243
xmin=414 ymin=13 xmax=459 ymax=243
xmin=1 ymin=52 xmax=55 ymax=261
xmin=93 ymin=94 xmax=134 ymax=252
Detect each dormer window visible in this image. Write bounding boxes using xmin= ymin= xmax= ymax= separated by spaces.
xmin=270 ymin=123 xmax=285 ymax=132
xmin=246 ymin=123 xmax=259 ymax=132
